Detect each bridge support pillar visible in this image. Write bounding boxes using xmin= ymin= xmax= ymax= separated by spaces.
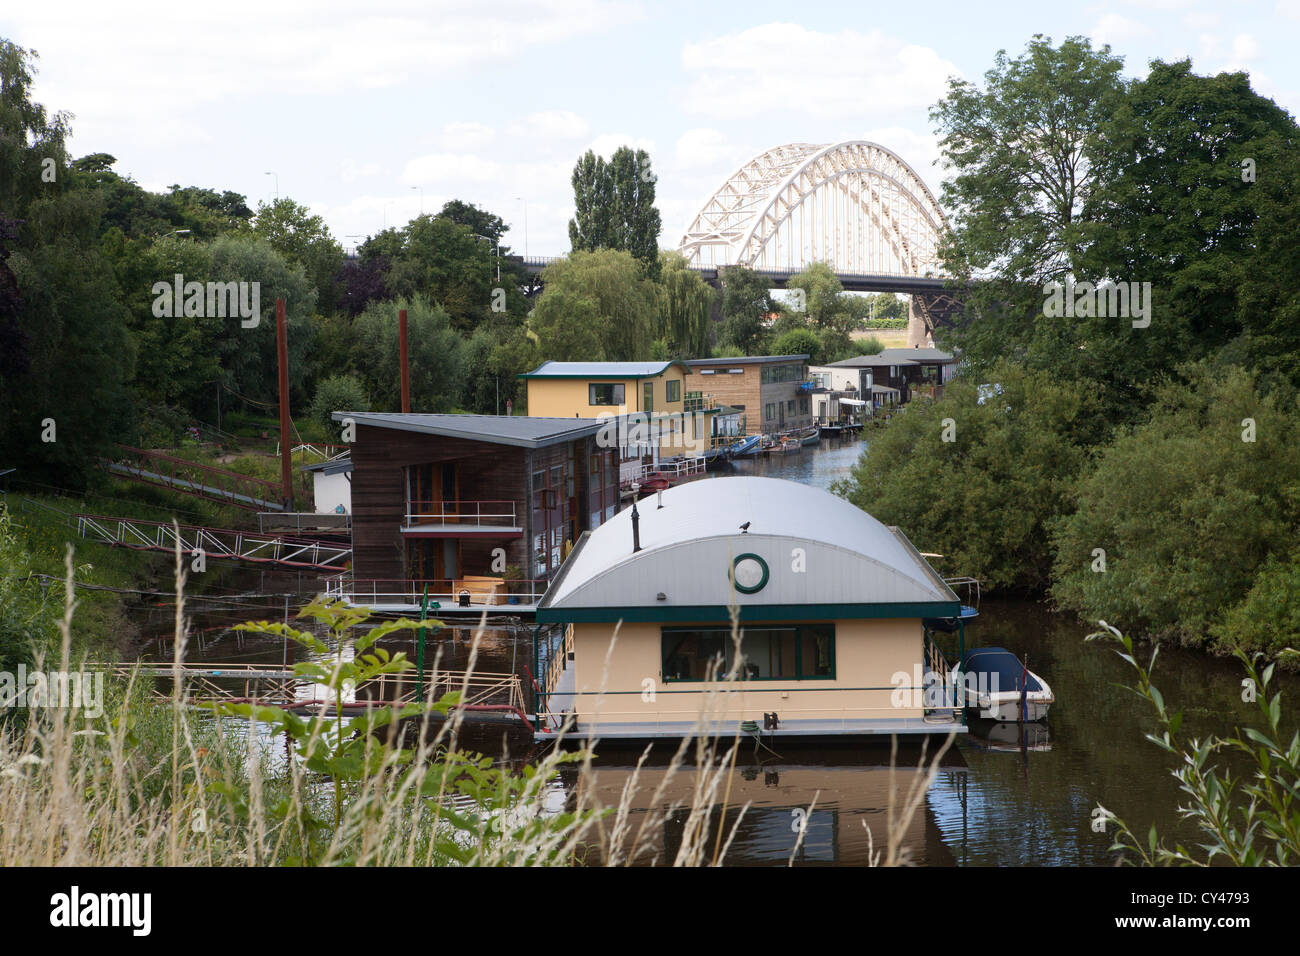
xmin=907 ymin=297 xmax=933 ymax=348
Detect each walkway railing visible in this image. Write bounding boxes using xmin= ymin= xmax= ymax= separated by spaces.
xmin=108 ymin=444 xmax=285 ymax=511
xmin=102 ymin=662 xmax=526 ymax=721
xmin=325 ymin=575 xmax=548 ymax=608
xmin=75 ymin=514 xmax=352 ymax=570
xmin=404 ymin=500 xmax=519 ymax=529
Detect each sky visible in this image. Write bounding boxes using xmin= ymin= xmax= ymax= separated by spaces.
xmin=4 ymin=0 xmax=1297 ymax=257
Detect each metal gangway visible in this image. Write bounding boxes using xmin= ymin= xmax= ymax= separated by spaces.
xmin=75 ymin=513 xmax=352 ymax=571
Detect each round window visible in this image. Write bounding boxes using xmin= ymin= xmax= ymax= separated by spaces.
xmin=731 ymin=553 xmax=769 ymax=594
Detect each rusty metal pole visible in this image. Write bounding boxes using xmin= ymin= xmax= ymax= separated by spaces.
xmin=399 ymin=308 xmax=411 ymax=413
xmin=276 ymin=297 xmax=292 ymax=509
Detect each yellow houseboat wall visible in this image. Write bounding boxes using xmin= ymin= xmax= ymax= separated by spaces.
xmin=567 ymin=618 xmax=926 ymax=728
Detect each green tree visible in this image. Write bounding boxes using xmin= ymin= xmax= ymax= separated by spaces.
xmin=437 ymin=199 xmax=507 ymax=244
xmin=568 ymin=147 xmax=662 ymax=277
xmin=656 ymin=251 xmax=715 ymax=357
xmin=771 ymin=328 xmax=822 ymax=364
xmin=837 ymin=361 xmax=1105 ymax=591
xmin=718 ymin=265 xmax=774 ymax=354
xmin=250 ymin=197 xmax=344 ymax=314
xmin=930 ymin=35 xmax=1126 ymax=371
xmin=352 ymin=296 xmax=465 ymax=412
xmin=1083 ymin=60 xmax=1300 ymax=396
xmin=310 ymin=375 xmax=369 ymax=439
xmin=1050 ymin=364 xmax=1300 ymax=648
xmin=531 ymin=249 xmax=658 ymax=361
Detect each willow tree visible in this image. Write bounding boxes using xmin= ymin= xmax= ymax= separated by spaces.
xmin=532 ymin=249 xmax=658 ymax=361
xmin=656 ymin=251 xmax=715 ymax=357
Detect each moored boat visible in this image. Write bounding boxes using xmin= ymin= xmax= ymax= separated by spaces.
xmin=727 ymin=434 xmax=762 ymax=458
xmin=799 ymin=425 xmax=821 ymax=446
xmin=779 ymin=437 xmax=801 ymax=454
xmin=954 ymin=647 xmax=1053 ymax=722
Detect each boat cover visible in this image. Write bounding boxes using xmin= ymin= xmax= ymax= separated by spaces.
xmin=960 ymin=647 xmax=1043 ymax=692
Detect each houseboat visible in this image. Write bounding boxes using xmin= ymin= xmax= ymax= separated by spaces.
xmin=534 ymin=475 xmax=968 ymax=742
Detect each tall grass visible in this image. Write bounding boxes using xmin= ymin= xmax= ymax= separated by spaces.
xmin=0 ymin=545 xmax=949 ymax=867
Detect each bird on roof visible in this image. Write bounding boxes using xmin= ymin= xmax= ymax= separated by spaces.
xmin=739 ymin=522 xmax=750 ymax=534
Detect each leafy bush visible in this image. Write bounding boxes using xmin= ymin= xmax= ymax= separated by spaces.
xmin=1090 ymin=622 xmax=1300 ymax=865
xmin=1051 ymin=364 xmax=1300 ymax=649
xmin=1211 ymin=553 xmax=1300 ymax=668
xmin=835 ymin=361 xmax=1105 ymax=590
xmin=310 ymin=374 xmax=369 ymax=437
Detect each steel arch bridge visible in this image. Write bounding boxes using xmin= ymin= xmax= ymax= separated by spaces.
xmin=678 ymin=141 xmax=948 ymax=277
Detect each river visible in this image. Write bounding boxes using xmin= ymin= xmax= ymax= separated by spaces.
xmin=124 ymin=433 xmax=1298 ymax=866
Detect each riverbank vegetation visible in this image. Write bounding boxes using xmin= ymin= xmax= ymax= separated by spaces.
xmin=839 ymin=36 xmax=1300 ymax=667
xmin=0 ymin=548 xmax=949 ymax=867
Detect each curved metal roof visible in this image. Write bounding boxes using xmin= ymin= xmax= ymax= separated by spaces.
xmin=539 ymin=476 xmax=957 ymax=621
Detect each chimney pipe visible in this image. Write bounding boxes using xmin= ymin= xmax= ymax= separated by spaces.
xmin=631 ymin=486 xmax=642 ymax=553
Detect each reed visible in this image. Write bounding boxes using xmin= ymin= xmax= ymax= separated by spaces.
xmin=0 ymin=540 xmax=946 ymax=867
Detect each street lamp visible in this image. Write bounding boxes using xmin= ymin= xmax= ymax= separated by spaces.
xmin=264 ymin=171 xmax=278 ymax=200
xmin=474 ymin=234 xmax=501 ymax=281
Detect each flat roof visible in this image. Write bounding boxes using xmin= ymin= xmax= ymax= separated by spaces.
xmin=330 ymin=412 xmax=603 ymax=449
xmin=878 ymin=347 xmax=957 ymax=363
xmin=520 ymin=360 xmax=689 ymax=379
xmin=301 ymin=457 xmax=353 ymax=476
xmin=820 ymin=355 xmax=918 ymax=368
xmin=685 ymin=354 xmax=809 ymax=367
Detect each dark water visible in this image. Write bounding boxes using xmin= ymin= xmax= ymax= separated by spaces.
xmin=124 ymin=437 xmax=1298 ymax=866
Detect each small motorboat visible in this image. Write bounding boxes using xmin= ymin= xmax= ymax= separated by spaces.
xmin=727 ymin=435 xmax=762 ymax=458
xmin=779 ymin=437 xmax=801 ymax=454
xmin=953 ymin=647 xmax=1053 ymax=722
xmin=799 ymin=425 xmax=821 ymax=446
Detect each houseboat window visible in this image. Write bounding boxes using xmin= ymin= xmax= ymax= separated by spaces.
xmin=589 ymin=383 xmax=625 ymax=406
xmin=699 ymin=369 xmax=715 ymax=375
xmin=786 ymin=399 xmax=795 ymax=414
xmin=764 ymin=403 xmax=776 ymax=420
xmin=643 ymin=381 xmax=654 ymax=412
xmin=661 ymin=624 xmax=836 ymax=681
xmin=666 ymin=380 xmax=681 ymax=402
xmin=533 ymin=534 xmax=546 ymax=578
xmin=798 ymin=396 xmax=810 ymax=414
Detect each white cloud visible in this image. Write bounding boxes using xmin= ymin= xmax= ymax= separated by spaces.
xmin=1277 ymin=0 xmax=1300 ymax=21
xmin=510 ymin=110 xmax=591 ymax=140
xmin=401 ymin=152 xmax=507 ymax=185
xmin=1182 ymin=11 xmax=1219 ymax=29
xmin=584 ymin=133 xmax=656 ymax=158
xmin=340 ymin=159 xmax=383 ymax=183
xmin=679 ymin=23 xmax=961 ymax=119
xmin=5 ymin=0 xmax=641 ymax=153
xmin=672 ymin=128 xmax=739 ymax=171
xmin=1231 ymin=33 xmax=1260 ymax=62
xmin=1093 ymin=13 xmax=1152 ymax=45
xmin=436 ymin=122 xmax=497 ymax=151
